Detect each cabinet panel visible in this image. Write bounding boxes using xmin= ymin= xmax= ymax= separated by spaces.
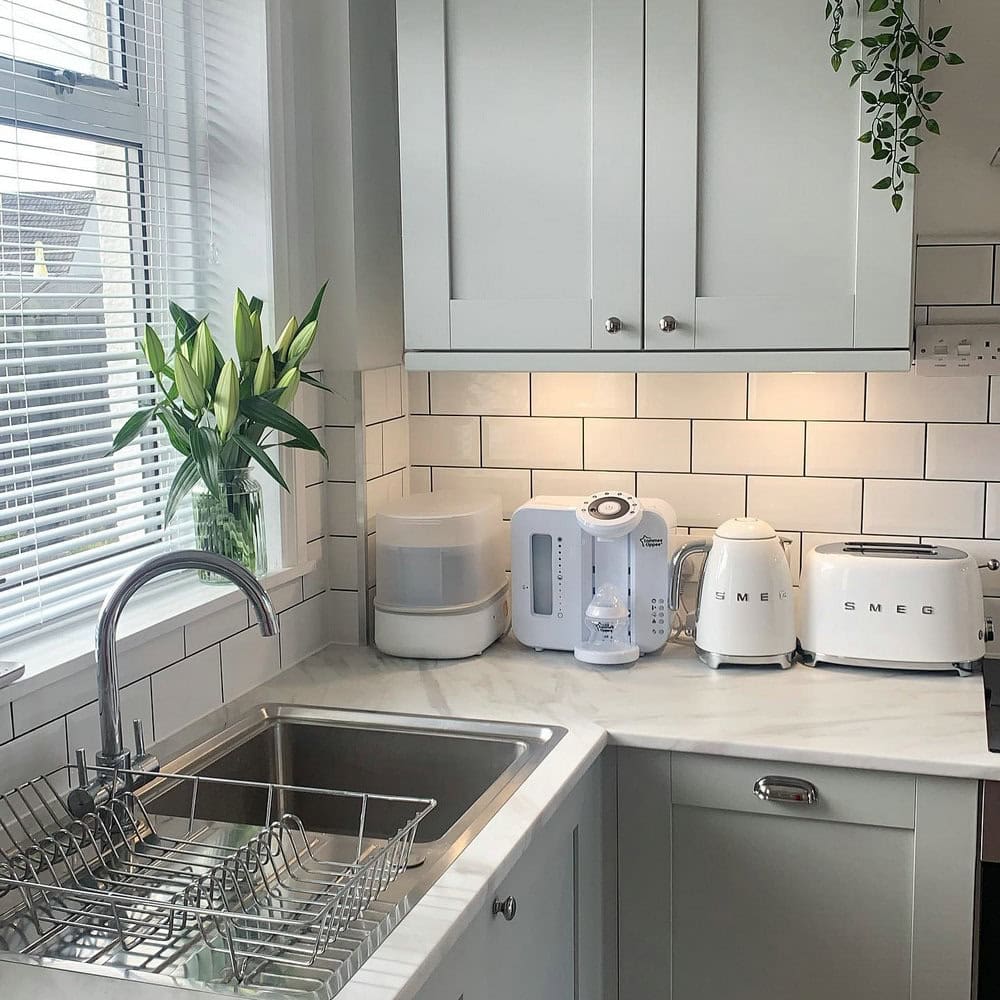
xmin=672 ymin=806 xmax=914 ymax=1000
xmin=644 ymin=0 xmax=915 ymax=353
xmin=398 ymin=0 xmax=643 ymax=353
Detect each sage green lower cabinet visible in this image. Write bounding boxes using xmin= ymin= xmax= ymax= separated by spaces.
xmin=618 ymin=750 xmax=979 ymax=1000
xmin=414 ymin=755 xmax=612 ymax=1000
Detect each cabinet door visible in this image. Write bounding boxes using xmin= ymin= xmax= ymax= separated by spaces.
xmin=644 ymin=0 xmax=915 ymax=352
xmin=618 ymin=750 xmax=978 ymax=1000
xmin=397 ymin=0 xmax=643 ymax=353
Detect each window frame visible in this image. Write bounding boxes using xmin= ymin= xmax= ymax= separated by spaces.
xmin=0 ymin=0 xmax=200 ymax=637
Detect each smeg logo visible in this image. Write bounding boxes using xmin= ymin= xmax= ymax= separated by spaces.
xmin=713 ymin=591 xmax=790 ymax=603
xmin=844 ymin=601 xmax=935 ymax=615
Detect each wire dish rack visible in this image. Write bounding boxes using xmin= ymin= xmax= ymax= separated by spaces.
xmin=0 ymin=764 xmax=435 ymax=983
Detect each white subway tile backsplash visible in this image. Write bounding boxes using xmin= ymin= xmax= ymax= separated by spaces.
xmin=328 ymin=590 xmax=361 ymax=645
xmin=585 ymin=418 xmax=689 ymax=473
xmin=864 ymin=479 xmax=984 ymax=537
xmin=1 ymin=718 xmax=67 ymax=789
xmin=303 ymin=539 xmax=329 ymax=600
xmin=327 ymin=427 xmax=357 ymax=482
xmin=408 ymin=372 xmax=430 ymax=414
xmin=324 ymin=371 xmax=358 ymax=428
xmin=431 ymin=467 xmax=531 ymax=518
xmin=409 ymin=466 xmax=432 ymax=494
xmin=305 ymin=482 xmax=325 ymax=542
xmin=366 ymin=470 xmax=405 ymax=532
xmin=995 ymin=249 xmax=1000 ymax=305
xmin=915 ymin=245 xmax=994 ymax=305
xmin=327 ymin=481 xmax=359 ymax=535
xmin=0 ymin=705 xmax=11 ymax=744
xmin=806 ymin=422 xmax=925 ymax=479
xmin=927 ymin=305 xmax=1000 ymax=325
xmin=748 ymin=373 xmax=865 ymax=420
xmin=533 ymin=469 xmax=637 ymax=498
xmin=637 ymin=473 xmax=746 ymax=527
xmin=866 ymin=371 xmax=990 ymax=422
xmin=365 ymin=424 xmax=383 ymax=480
xmin=638 ymin=373 xmax=747 ymax=419
xmin=927 ymin=424 xmax=1000 ymax=481
xmin=184 ymin=601 xmax=249 ymax=656
xmin=482 ymin=417 xmax=581 ymax=470
xmin=221 ymin=629 xmax=281 ymax=701
xmin=985 ymin=484 xmax=1000 ymax=538
xmin=151 ymin=647 xmax=223 ymax=741
xmin=362 ymin=366 xmax=403 ymax=425
xmin=280 ymin=593 xmax=339 ymax=665
xmin=431 ymin=372 xmax=530 ymax=415
xmin=411 ymin=415 xmax=481 ymax=467
xmin=268 ymin=579 xmax=305 ymax=615
xmin=382 ymin=417 xmax=410 ymax=474
xmin=693 ymin=421 xmax=804 ymax=476
xmin=532 ymin=373 xmax=635 ymax=417
xmin=748 ymin=477 xmax=862 ymax=533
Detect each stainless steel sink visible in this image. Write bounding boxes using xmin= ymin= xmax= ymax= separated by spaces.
xmin=0 ymin=704 xmax=564 ymax=999
xmin=156 ymin=705 xmax=540 ymax=844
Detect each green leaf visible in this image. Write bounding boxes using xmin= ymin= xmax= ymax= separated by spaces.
xmin=872 ymin=176 xmax=893 ymax=190
xmin=170 ymin=301 xmax=200 ymax=337
xmin=248 ymin=295 xmax=264 ymax=317
xmin=240 ymin=396 xmax=328 ymax=461
xmin=298 ymin=370 xmax=331 ymax=393
xmin=858 ymin=131 xmax=873 ymax=143
xmin=926 ymin=118 xmax=941 ymax=134
xmin=108 ymin=407 xmax=155 ymax=454
xmin=861 ymin=90 xmax=878 ymax=105
xmin=164 ymin=455 xmax=200 ymax=526
xmin=869 ymin=0 xmax=889 ymax=11
xmin=919 ymin=54 xmax=940 ymax=71
xmin=141 ymin=325 xmax=165 ymax=373
xmin=231 ymin=432 xmax=289 ymax=491
xmin=944 ymin=52 xmax=964 ymax=65
xmin=923 ymin=91 xmax=942 ymax=104
xmin=900 ymin=161 xmax=919 ymax=174
xmin=234 ymin=298 xmax=257 ymax=363
xmin=299 ymin=280 xmax=329 ymax=332
xmin=901 ymin=116 xmax=921 ymax=130
xmin=174 ymin=352 xmax=206 ymax=412
xmin=831 ymin=52 xmax=842 ymax=71
xmin=189 ymin=426 xmax=222 ymax=498
xmin=158 ymin=407 xmax=191 ymax=456
xmin=932 ymin=25 xmax=952 ymax=42
xmin=891 ymin=192 xmax=904 ymax=212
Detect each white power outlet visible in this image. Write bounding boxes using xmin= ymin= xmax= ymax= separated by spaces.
xmin=914 ymin=324 xmax=1000 ymax=376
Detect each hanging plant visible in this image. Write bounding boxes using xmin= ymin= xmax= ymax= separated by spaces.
xmin=826 ymin=0 xmax=963 ymax=211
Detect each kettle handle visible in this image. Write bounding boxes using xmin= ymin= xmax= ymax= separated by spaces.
xmin=668 ymin=538 xmax=713 ymax=611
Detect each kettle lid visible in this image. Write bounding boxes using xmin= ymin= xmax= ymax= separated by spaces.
xmin=716 ymin=516 xmax=776 ymax=541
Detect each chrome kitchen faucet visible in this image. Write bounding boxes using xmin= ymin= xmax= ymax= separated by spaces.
xmin=68 ymin=550 xmax=278 ymax=817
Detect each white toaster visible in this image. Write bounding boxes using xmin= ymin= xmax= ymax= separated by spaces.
xmin=798 ymin=542 xmax=994 ymax=675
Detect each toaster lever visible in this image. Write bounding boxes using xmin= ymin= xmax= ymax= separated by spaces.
xmin=981 ymin=559 xmax=1000 ymax=572
xmin=987 ymin=617 xmax=996 ymax=644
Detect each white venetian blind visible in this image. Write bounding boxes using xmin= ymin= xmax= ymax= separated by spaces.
xmin=0 ymin=0 xmax=213 ymax=639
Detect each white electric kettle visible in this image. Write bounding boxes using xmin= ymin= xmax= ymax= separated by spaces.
xmin=668 ymin=517 xmax=795 ymax=669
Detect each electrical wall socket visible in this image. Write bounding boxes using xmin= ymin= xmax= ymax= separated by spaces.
xmin=914 ymin=324 xmax=1000 ymax=376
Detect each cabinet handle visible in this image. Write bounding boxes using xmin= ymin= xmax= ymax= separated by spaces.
xmin=604 ymin=316 xmax=622 ymax=335
xmin=753 ymin=775 xmax=818 ymax=805
xmin=492 ymin=895 xmax=517 ymax=921
xmin=658 ymin=315 xmax=677 ymax=333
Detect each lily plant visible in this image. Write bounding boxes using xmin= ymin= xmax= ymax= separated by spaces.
xmin=110 ymin=284 xmax=329 ymax=525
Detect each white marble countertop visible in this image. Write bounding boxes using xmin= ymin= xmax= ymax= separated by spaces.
xmin=202 ymin=634 xmax=995 ymax=1000
xmin=5 ymin=636 xmax=995 ymax=1000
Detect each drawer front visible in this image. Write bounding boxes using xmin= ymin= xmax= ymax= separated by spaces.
xmin=671 ymin=753 xmax=915 ymax=830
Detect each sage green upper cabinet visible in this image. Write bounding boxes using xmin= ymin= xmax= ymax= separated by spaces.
xmin=397 ymin=0 xmax=915 ymax=371
xmin=643 ymin=0 xmax=915 ymax=355
xmin=397 ymin=0 xmax=644 ymax=353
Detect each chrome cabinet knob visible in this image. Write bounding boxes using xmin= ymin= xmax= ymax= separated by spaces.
xmin=604 ymin=316 xmax=622 ymax=335
xmin=493 ymin=895 xmax=517 ymax=921
xmin=659 ymin=315 xmax=677 ymax=333
xmin=753 ymin=775 xmax=818 ymax=805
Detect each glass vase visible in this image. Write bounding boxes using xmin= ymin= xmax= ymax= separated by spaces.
xmin=191 ymin=470 xmax=267 ymax=582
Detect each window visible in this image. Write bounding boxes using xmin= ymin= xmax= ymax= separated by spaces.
xmin=0 ymin=1 xmax=208 ymax=639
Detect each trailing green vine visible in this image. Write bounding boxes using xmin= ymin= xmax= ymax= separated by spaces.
xmin=826 ymin=0 xmax=963 ymax=211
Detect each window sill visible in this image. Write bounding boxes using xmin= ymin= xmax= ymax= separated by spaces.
xmin=0 ymin=561 xmax=317 ymax=706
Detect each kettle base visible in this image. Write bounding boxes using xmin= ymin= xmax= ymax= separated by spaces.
xmin=696 ymin=646 xmax=795 ymax=670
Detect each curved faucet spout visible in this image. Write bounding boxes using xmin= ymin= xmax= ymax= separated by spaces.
xmin=94 ymin=550 xmax=278 ymax=771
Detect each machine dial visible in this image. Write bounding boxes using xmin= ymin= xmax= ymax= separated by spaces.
xmin=576 ymin=492 xmax=643 ymax=538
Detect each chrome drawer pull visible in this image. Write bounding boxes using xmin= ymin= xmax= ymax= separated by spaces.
xmin=493 ymin=895 xmax=517 ymax=921
xmin=753 ymin=775 xmax=818 ymax=805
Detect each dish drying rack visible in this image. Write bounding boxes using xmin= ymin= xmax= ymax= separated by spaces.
xmin=0 ymin=764 xmax=435 ymax=983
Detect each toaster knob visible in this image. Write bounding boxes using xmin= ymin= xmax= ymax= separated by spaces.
xmin=987 ymin=617 xmax=995 ymax=644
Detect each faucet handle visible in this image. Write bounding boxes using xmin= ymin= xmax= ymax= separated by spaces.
xmin=75 ymin=747 xmax=89 ymax=787
xmin=132 ymin=718 xmax=146 ymax=758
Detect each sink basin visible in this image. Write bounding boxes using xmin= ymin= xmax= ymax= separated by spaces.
xmin=0 ymin=704 xmax=564 ymax=999
xmin=153 ymin=705 xmax=535 ymax=843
